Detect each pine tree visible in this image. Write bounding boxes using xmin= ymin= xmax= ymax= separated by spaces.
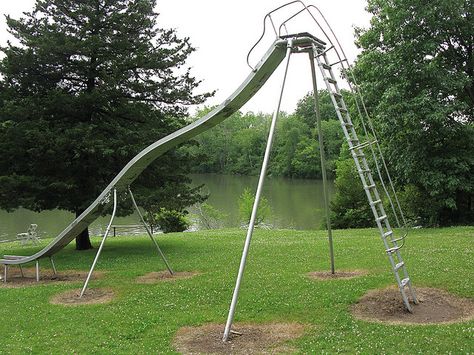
xmin=0 ymin=0 xmax=211 ymax=248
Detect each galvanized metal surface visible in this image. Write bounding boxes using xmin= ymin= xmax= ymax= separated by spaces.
xmin=222 ymin=39 xmax=294 ymax=342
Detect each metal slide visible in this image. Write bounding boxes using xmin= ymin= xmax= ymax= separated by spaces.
xmin=0 ymin=34 xmax=320 ymax=267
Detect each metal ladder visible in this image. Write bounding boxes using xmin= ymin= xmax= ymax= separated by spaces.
xmin=313 ymin=45 xmax=417 ymax=311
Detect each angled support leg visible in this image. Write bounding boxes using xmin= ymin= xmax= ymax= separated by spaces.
xmin=128 ymin=187 xmax=174 ymax=275
xmin=80 ymin=188 xmax=118 ymax=298
xmin=222 ymin=40 xmax=293 ymax=342
xmin=309 ymin=47 xmax=335 ymax=274
xmin=19 ymin=264 xmax=24 ymax=278
xmin=50 ymin=257 xmax=57 ymax=276
xmin=3 ymin=265 xmax=7 ymax=283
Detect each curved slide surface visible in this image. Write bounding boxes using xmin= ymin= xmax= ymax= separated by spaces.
xmin=1 ymin=38 xmax=294 ymax=265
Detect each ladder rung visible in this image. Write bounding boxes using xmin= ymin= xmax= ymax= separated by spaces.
xmin=364 ymin=184 xmax=376 ymax=190
xmin=401 ymin=278 xmax=410 ymax=287
xmin=394 ymin=262 xmax=405 ymax=271
xmin=338 ymin=106 xmax=348 ymax=113
xmin=333 ymin=92 xmax=342 ymax=99
xmin=383 ymin=231 xmax=393 ymax=238
xmin=349 ymin=140 xmax=374 ymax=151
xmin=342 ymin=122 xmax=353 ymax=127
xmin=391 ymin=237 xmax=405 ymax=243
xmin=359 ymin=169 xmax=371 ymax=174
xmin=386 ymin=246 xmax=400 ymax=254
xmin=321 ymin=63 xmax=331 ymax=70
xmin=370 ymin=199 xmax=382 ymax=206
xmin=330 ymin=58 xmax=349 ymax=66
xmin=315 ymin=45 xmax=334 ymax=57
xmin=326 ymin=77 xmax=337 ymax=84
xmin=375 ymin=215 xmax=387 ymax=222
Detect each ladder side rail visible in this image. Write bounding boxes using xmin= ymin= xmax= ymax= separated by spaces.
xmin=316 ymin=48 xmax=414 ymax=308
xmin=309 ymin=11 xmax=417 ymax=309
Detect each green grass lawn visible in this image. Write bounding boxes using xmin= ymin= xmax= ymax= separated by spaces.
xmin=0 ymin=226 xmax=473 ymax=354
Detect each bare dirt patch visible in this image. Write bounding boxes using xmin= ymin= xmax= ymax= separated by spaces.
xmin=50 ymin=287 xmax=115 ymax=306
xmin=352 ymin=287 xmax=474 ymax=325
xmin=173 ymin=322 xmax=306 ymax=354
xmin=0 ymin=268 xmax=104 ymax=288
xmin=307 ymin=269 xmax=368 ymax=280
xmin=136 ymin=271 xmax=200 ymax=284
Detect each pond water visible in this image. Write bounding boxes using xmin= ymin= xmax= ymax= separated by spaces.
xmin=0 ymin=174 xmax=334 ymax=243
xmin=189 ymin=174 xmax=334 ymax=230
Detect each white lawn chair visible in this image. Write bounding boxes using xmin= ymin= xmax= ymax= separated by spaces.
xmin=17 ymin=224 xmax=40 ymax=245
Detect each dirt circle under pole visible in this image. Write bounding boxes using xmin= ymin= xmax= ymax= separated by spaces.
xmin=173 ymin=322 xmax=307 ymax=354
xmin=351 ymin=287 xmax=474 ymax=325
xmin=50 ymin=287 xmax=115 ymax=306
xmin=307 ymin=269 xmax=368 ymax=280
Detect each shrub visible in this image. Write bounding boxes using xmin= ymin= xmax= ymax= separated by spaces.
xmin=193 ymin=203 xmax=227 ymax=229
xmin=146 ymin=208 xmax=190 ymax=233
xmin=238 ymin=187 xmax=271 ymax=226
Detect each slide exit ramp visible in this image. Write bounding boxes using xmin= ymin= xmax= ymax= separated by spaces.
xmin=0 ymin=34 xmax=324 ymax=266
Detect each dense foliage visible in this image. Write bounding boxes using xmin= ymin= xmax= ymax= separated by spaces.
xmin=0 ymin=0 xmax=210 ymax=247
xmin=353 ymin=0 xmax=474 ymax=226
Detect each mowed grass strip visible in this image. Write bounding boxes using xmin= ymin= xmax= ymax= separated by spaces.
xmin=0 ymin=226 xmax=473 ymax=353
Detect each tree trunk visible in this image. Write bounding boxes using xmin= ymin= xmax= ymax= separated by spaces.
xmin=75 ymin=211 xmax=93 ymax=250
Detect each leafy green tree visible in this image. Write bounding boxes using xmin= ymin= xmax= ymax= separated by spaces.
xmin=290 ymin=136 xmax=321 ymax=178
xmin=0 ymin=0 xmax=211 ymax=248
xmin=354 ymin=0 xmax=474 ymax=225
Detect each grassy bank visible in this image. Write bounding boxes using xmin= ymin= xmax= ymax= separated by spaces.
xmin=0 ymin=227 xmax=473 ymax=353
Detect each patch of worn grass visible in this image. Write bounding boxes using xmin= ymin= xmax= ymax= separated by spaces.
xmin=0 ymin=226 xmax=473 ymax=353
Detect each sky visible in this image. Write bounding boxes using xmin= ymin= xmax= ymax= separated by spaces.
xmin=0 ymin=0 xmax=371 ymax=115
